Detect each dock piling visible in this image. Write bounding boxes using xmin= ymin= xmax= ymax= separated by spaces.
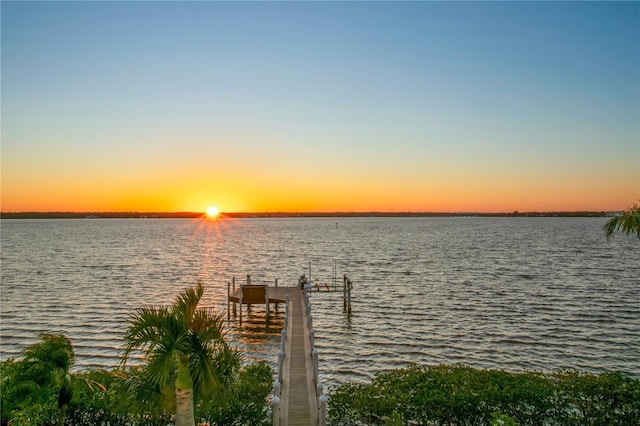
xmin=347 ymin=278 xmax=352 ymax=315
xmin=239 ymin=284 xmax=243 ymax=325
xmin=343 ymin=275 xmax=353 ymax=314
xmin=232 ymin=277 xmax=237 ymax=315
xmin=343 ymin=274 xmax=347 ymax=310
xmin=266 ymin=284 xmax=270 ymax=323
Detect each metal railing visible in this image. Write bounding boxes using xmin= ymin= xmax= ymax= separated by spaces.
xmin=271 ymin=288 xmax=288 ymax=425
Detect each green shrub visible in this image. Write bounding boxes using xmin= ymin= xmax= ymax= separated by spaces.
xmin=328 ymin=364 xmax=640 ymax=426
xmin=0 ymin=334 xmax=74 ymax=426
xmin=197 ymin=361 xmax=273 ymax=426
xmin=2 ymin=341 xmax=273 ymax=426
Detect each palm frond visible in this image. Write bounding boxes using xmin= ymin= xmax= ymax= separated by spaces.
xmin=115 ymin=366 xmax=175 ymax=418
xmin=603 ymin=203 xmax=640 ymax=240
xmin=173 ymin=282 xmax=204 ymax=327
xmin=145 ymin=348 xmax=179 ymax=388
xmin=189 ymin=344 xmax=220 ymax=397
xmin=190 ymin=308 xmax=227 ymax=343
xmin=121 ymin=306 xmax=175 ymax=366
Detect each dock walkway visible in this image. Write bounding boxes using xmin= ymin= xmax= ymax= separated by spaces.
xmin=280 ymin=288 xmax=318 ymax=425
xmin=227 ymin=273 xmax=351 ymax=425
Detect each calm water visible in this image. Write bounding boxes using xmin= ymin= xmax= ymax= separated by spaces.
xmin=1 ymin=217 xmax=639 ymax=390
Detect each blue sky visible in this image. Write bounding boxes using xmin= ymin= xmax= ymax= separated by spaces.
xmin=2 ymin=1 xmax=638 ymax=212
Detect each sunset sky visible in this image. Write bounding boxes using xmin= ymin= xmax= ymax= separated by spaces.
xmin=2 ymin=1 xmax=638 ymax=213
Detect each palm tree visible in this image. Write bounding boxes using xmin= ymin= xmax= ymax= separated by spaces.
xmin=121 ymin=283 xmax=240 ymax=426
xmin=22 ymin=333 xmax=75 ymax=426
xmin=603 ymin=203 xmax=640 ymax=240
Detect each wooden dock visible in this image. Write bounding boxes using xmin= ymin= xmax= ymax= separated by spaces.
xmin=227 ymin=282 xmax=287 ymax=324
xmin=227 ymin=273 xmax=352 ymax=425
xmin=279 ymin=288 xmax=318 ymax=425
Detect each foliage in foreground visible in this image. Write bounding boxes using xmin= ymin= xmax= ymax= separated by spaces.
xmin=603 ymin=202 xmax=640 ymax=240
xmin=1 ymin=331 xmax=273 ymax=426
xmin=328 ymin=364 xmax=640 ymax=426
xmin=2 ymin=358 xmax=272 ymax=426
xmin=0 ymin=334 xmax=75 ymax=426
xmin=121 ymin=282 xmax=240 ymax=426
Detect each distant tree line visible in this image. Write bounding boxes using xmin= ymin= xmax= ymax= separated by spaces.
xmin=0 ymin=211 xmax=616 ymax=219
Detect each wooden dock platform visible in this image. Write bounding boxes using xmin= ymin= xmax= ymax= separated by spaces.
xmin=227 ymin=283 xmax=287 ymax=324
xmin=228 ymin=284 xmax=287 ymax=305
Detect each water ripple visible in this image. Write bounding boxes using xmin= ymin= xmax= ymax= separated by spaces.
xmin=1 ymin=217 xmax=639 ymax=390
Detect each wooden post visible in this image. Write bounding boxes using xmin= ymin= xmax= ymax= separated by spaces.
xmin=245 ymin=275 xmax=251 ymax=314
xmin=333 ymin=260 xmax=337 ymax=289
xmin=239 ymin=284 xmax=243 ymax=325
xmin=347 ymin=279 xmax=352 ymax=315
xmin=343 ymin=274 xmax=347 ymax=311
xmin=227 ymin=281 xmax=230 ymax=320
xmin=265 ymin=284 xmax=270 ymax=323
xmin=232 ymin=277 xmax=237 ymax=316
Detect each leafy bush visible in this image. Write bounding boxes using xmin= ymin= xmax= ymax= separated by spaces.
xmin=197 ymin=361 xmax=273 ymax=426
xmin=2 ymin=338 xmax=273 ymax=426
xmin=0 ymin=334 xmax=74 ymax=426
xmin=328 ymin=364 xmax=640 ymax=425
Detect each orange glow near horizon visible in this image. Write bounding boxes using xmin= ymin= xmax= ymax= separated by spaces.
xmin=1 ymin=165 xmax=637 ymax=214
xmin=1 ymin=184 xmax=638 ymax=214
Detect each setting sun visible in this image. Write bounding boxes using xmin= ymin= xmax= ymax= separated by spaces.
xmin=206 ymin=205 xmax=220 ymax=218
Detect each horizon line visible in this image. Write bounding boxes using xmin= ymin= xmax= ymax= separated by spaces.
xmin=0 ymin=210 xmax=619 ymax=218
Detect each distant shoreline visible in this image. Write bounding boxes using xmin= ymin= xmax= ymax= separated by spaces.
xmin=0 ymin=211 xmax=614 ymax=219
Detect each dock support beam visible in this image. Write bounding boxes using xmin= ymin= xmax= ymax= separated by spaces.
xmin=347 ymin=278 xmax=352 ymax=314
xmin=343 ymin=275 xmax=347 ymax=311
xmin=266 ymin=284 xmax=270 ymax=323
xmin=343 ymin=275 xmax=353 ymax=314
xmin=232 ymin=277 xmax=237 ymax=316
